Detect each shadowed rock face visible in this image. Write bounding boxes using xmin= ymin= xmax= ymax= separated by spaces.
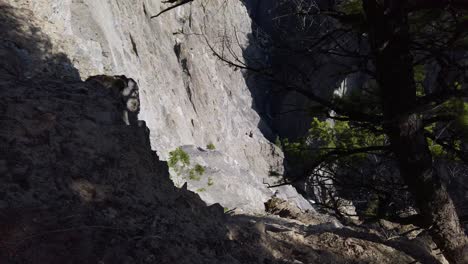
xmin=85 ymin=75 xmax=141 ymax=126
xmin=0 ymin=67 xmax=430 ymax=263
xmin=0 ymin=2 xmax=449 ymax=264
xmin=0 ymin=4 xmax=233 ymax=263
xmin=3 ymin=0 xmax=312 ymax=213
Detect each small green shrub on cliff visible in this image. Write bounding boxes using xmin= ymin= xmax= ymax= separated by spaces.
xmin=207 ymin=177 xmax=214 ymax=186
xmin=168 ymin=147 xmax=190 ymax=169
xmin=168 ymin=147 xmax=214 ymax=190
xmin=268 ymin=170 xmax=282 ymax=177
xmin=189 ymin=164 xmax=205 ymax=181
xmin=206 ymin=143 xmax=216 ymax=150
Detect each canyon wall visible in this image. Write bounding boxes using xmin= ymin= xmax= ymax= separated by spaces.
xmin=6 ymin=0 xmax=311 ymax=212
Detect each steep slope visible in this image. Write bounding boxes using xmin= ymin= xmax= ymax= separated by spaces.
xmin=4 ymin=0 xmax=311 ymax=213
xmin=0 ymin=2 xmax=448 ymax=263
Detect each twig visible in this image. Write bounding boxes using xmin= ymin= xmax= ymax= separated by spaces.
xmin=151 ymin=0 xmax=194 ymax=19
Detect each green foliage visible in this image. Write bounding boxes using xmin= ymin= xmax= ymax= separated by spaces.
xmin=188 ymin=170 xmax=201 ymax=181
xmin=308 ymin=117 xmax=385 ymax=157
xmin=282 ymin=138 xmax=305 ymax=155
xmin=189 ymin=164 xmax=206 ymax=181
xmin=194 ymin=164 xmax=205 ymax=175
xmin=363 ymin=194 xmax=380 ymax=218
xmin=278 ymin=116 xmax=386 ymax=172
xmin=424 ymin=98 xmax=468 ymax=159
xmin=280 ymin=137 xmax=312 ymax=169
xmin=335 ymin=0 xmax=368 ymax=32
xmin=206 ymin=143 xmax=216 ymax=150
xmin=424 ymin=123 xmax=446 ymax=157
xmin=409 ymin=9 xmax=444 ymax=34
xmin=338 ymin=0 xmax=363 ymax=15
xmin=274 ymin=136 xmax=282 ymax=149
xmin=168 ymin=148 xmax=191 ymax=186
xmin=435 ymin=98 xmax=468 ymax=136
xmin=268 ymin=170 xmax=282 ymax=177
xmin=457 ymin=102 xmax=468 ymax=136
xmin=168 ymin=147 xmax=213 ymax=188
xmin=427 ymin=137 xmax=447 ymax=157
xmin=168 ymin=147 xmax=190 ymax=169
xmin=196 ymin=188 xmax=206 ymax=193
xmin=309 ymin=118 xmax=335 ymax=149
xmin=414 ymin=65 xmax=426 ymax=96
xmin=207 ymin=177 xmax=214 ymax=186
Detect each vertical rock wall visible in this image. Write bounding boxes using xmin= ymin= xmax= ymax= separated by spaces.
xmin=6 ymin=0 xmax=311 ymax=212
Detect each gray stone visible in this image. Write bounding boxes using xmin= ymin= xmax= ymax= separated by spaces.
xmin=6 ymin=0 xmax=311 ymax=212
xmin=0 ymin=2 xmax=443 ymax=263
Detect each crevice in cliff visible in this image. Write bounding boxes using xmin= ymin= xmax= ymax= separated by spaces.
xmin=185 ymin=84 xmax=198 ymax=113
xmin=129 ymin=33 xmax=139 ymax=57
xmin=174 ymin=42 xmax=181 ymax=62
xmin=173 ymin=41 xmax=197 ymax=114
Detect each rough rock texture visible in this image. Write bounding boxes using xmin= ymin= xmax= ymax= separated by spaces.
xmin=173 ymin=145 xmax=313 ymax=212
xmin=0 ymin=3 xmax=448 ymax=263
xmin=265 ymin=197 xmax=339 ymax=226
xmin=4 ymin=0 xmax=312 ymax=212
xmin=261 ymin=198 xmax=449 ymax=264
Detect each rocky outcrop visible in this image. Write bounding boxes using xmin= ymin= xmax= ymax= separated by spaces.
xmin=0 ymin=65 xmax=434 ymax=263
xmin=0 ymin=2 xmax=449 ymax=263
xmin=172 ymin=145 xmax=313 ymax=212
xmin=0 ymin=7 xmax=231 ymax=260
xmin=3 ymin=0 xmax=312 ymax=212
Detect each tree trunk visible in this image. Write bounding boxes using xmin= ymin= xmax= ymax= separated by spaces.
xmin=363 ymin=0 xmax=468 ymax=263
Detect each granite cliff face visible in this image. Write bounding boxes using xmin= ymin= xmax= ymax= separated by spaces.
xmin=5 ymin=0 xmax=311 ymax=212
xmin=0 ymin=1 xmax=450 ymax=263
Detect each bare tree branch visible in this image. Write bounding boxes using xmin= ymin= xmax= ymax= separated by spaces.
xmin=151 ymin=0 xmax=194 ymax=19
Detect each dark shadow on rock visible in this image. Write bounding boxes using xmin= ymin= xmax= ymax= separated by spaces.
xmin=0 ymin=3 xmax=80 ymax=82
xmin=0 ymin=3 xmax=351 ymax=263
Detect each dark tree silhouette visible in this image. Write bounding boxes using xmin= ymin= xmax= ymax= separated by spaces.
xmin=158 ymin=0 xmax=468 ymax=262
xmin=361 ymin=1 xmax=468 ymax=262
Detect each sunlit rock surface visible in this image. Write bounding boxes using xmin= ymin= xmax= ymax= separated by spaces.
xmin=0 ymin=2 xmax=449 ymax=263
xmin=6 ymin=0 xmax=311 ymax=212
